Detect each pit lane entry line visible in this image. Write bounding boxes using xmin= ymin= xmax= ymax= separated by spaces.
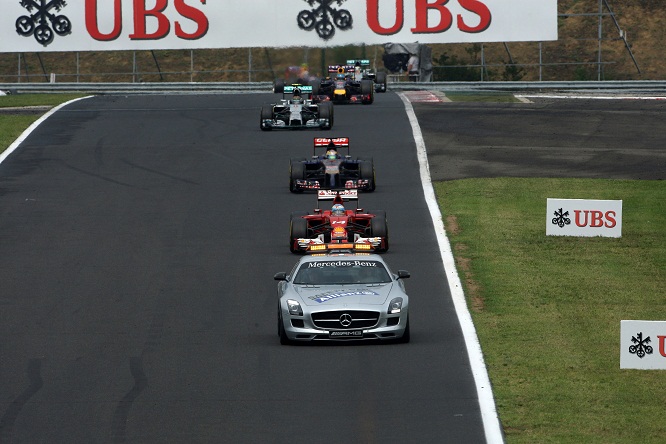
xmin=399 ymin=92 xmax=504 ymax=444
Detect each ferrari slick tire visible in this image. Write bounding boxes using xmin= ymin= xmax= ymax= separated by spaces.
xmin=369 ymin=211 xmax=389 ymax=252
xmin=290 ymin=212 xmax=309 ymax=253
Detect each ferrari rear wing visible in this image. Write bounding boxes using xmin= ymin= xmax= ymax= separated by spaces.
xmin=317 ymin=189 xmax=358 ymax=201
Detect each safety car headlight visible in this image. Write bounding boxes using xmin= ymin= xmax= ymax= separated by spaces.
xmin=287 ymin=299 xmax=303 ymax=316
xmin=388 ymin=297 xmax=403 ymax=314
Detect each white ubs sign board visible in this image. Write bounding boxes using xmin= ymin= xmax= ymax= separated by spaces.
xmin=2 ymin=0 xmax=558 ymax=52
xmin=547 ymin=199 xmax=623 ymax=238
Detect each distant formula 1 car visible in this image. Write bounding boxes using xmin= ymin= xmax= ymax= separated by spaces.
xmin=289 ymin=137 xmax=376 ymax=193
xmin=311 ymin=65 xmax=374 ymax=105
xmin=260 ymin=85 xmax=333 ymax=131
xmin=346 ymin=59 xmax=387 ymax=93
xmin=289 ymin=190 xmax=389 ymax=253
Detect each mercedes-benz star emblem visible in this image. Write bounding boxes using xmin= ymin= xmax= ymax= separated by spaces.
xmin=339 ymin=313 xmax=353 ymax=327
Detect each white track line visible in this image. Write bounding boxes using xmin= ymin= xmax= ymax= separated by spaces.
xmin=0 ymin=97 xmax=92 ymax=166
xmin=399 ymin=93 xmax=504 ymax=444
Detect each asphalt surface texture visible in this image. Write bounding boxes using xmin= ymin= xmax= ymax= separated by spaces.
xmin=1 ymin=92 xmax=663 ymax=443
xmin=0 ymin=93 xmax=485 ymax=444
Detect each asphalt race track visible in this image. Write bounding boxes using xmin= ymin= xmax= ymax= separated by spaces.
xmin=0 ymin=93 xmax=488 ymax=443
xmin=2 ymin=91 xmax=663 ymax=443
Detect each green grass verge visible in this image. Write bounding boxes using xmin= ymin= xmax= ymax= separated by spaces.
xmin=0 ymin=94 xmax=87 ymax=155
xmin=435 ymin=178 xmax=666 ymax=443
xmin=0 ymin=93 xmax=85 ymax=108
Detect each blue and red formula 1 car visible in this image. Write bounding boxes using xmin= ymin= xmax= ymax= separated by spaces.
xmin=289 ymin=137 xmax=376 ymax=193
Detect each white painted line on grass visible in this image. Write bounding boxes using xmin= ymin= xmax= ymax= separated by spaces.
xmin=0 ymin=96 xmax=93 ymax=166
xmin=399 ymin=93 xmax=504 ymax=444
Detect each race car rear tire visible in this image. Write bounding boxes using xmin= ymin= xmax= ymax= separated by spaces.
xmin=319 ymin=102 xmax=332 ymax=130
xmin=290 ymin=212 xmax=309 ymax=253
xmin=375 ymin=72 xmax=387 ymax=92
xmin=360 ymin=79 xmax=374 ymax=104
xmin=273 ymin=79 xmax=285 ymax=94
xmin=289 ymin=160 xmax=306 ymax=193
xmin=260 ymin=105 xmax=273 ymax=131
xmin=369 ymin=211 xmax=389 ymax=252
xmin=359 ymin=159 xmax=376 ymax=192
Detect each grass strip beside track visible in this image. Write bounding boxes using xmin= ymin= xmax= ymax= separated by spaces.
xmin=435 ymin=177 xmax=666 ymax=444
xmin=0 ymin=94 xmax=86 ymax=156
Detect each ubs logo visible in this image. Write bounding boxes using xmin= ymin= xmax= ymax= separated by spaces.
xmin=16 ymin=0 xmax=72 ymax=46
xmin=298 ymin=0 xmax=352 ymax=41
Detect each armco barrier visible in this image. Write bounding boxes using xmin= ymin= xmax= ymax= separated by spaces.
xmin=1 ymin=81 xmax=666 ymax=94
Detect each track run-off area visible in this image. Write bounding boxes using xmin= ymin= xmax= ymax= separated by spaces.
xmin=1 ymin=91 xmax=665 ymax=443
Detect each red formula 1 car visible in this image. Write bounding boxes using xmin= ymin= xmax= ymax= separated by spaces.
xmin=289 ymin=190 xmax=389 ymax=254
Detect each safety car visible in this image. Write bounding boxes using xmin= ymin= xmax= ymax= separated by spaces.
xmin=260 ymin=85 xmax=334 ymax=131
xmin=289 ymin=137 xmax=376 ymax=192
xmin=275 ymin=251 xmax=410 ymax=344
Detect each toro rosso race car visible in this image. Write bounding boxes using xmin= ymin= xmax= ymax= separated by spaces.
xmin=260 ymin=85 xmax=334 ymax=131
xmin=312 ymin=65 xmax=374 ymax=105
xmin=289 ymin=137 xmax=376 ymax=193
xmin=346 ymin=59 xmax=387 ymax=93
xmin=274 ymin=252 xmax=410 ymax=344
xmin=289 ymin=190 xmax=389 ymax=253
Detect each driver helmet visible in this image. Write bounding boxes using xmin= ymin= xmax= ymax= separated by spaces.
xmin=292 ymin=87 xmax=302 ymax=102
xmin=325 ymin=149 xmax=338 ymax=160
xmin=331 ymin=204 xmax=345 ymax=216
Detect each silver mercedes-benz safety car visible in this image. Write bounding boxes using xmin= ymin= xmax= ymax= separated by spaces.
xmin=274 ymin=251 xmax=410 ymax=344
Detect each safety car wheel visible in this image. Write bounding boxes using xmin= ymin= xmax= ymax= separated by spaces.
xmin=278 ymin=309 xmax=292 ymax=345
xmin=369 ymin=211 xmax=389 ymax=252
xmin=289 ymin=160 xmax=305 ymax=193
xmin=397 ymin=317 xmax=410 ymax=343
xmin=260 ymin=105 xmax=273 ymax=131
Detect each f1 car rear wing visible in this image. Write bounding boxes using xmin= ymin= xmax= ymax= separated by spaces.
xmin=301 ymin=241 xmax=376 ymax=253
xmin=314 ymin=137 xmax=350 ymax=156
xmin=317 ymin=189 xmax=358 ymax=201
xmin=328 ymin=65 xmax=355 ymax=74
xmin=346 ymin=59 xmax=371 ymax=67
xmin=283 ymin=84 xmax=313 ymax=98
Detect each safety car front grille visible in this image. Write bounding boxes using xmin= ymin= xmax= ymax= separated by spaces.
xmin=311 ymin=310 xmax=380 ymax=329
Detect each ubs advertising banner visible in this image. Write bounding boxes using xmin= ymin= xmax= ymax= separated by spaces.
xmin=546 ymin=198 xmax=623 ymax=238
xmin=621 ymin=321 xmax=666 ymax=370
xmin=2 ymin=0 xmax=558 ymax=53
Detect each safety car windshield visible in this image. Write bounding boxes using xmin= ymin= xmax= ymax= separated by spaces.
xmin=294 ymin=260 xmax=391 ymax=285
